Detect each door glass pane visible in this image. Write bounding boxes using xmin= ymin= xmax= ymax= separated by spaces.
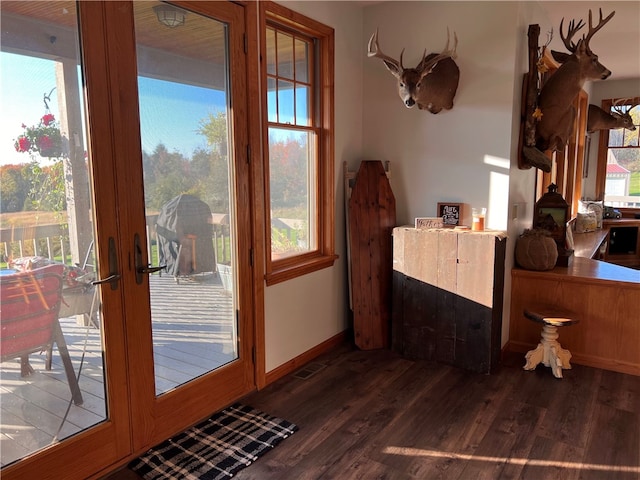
xmin=0 ymin=1 xmax=105 ymax=467
xmin=133 ymin=2 xmax=238 ymax=396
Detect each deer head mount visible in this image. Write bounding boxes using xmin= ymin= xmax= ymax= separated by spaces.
xmin=587 ymin=100 xmax=638 ymax=133
xmin=368 ymin=28 xmax=460 ymax=114
xmin=536 ymin=9 xmax=615 ymax=151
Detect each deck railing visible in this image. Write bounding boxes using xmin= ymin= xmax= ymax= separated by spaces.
xmin=0 ymin=222 xmax=71 ymax=265
xmin=0 ymin=215 xmax=232 ymax=268
xmin=0 ymin=214 xmax=306 ymax=269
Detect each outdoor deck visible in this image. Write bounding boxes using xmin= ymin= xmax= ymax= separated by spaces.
xmin=0 ymin=272 xmax=235 ymax=468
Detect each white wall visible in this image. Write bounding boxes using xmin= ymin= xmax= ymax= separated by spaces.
xmin=363 ymin=1 xmax=522 ymax=345
xmin=362 ymin=2 xmax=519 ymax=231
xmin=264 ymin=1 xmax=364 ymax=372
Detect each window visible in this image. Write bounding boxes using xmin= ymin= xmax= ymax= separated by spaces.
xmin=260 ymin=2 xmax=336 ymax=284
xmin=595 ymin=97 xmax=640 ymax=210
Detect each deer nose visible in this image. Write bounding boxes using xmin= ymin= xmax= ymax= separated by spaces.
xmin=405 ymin=98 xmax=415 ymax=107
xmin=601 ymin=70 xmax=611 ymax=80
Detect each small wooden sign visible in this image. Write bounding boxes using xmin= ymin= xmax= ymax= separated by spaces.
xmin=415 ymin=217 xmax=444 ymax=229
xmin=437 ymin=203 xmax=462 ymax=226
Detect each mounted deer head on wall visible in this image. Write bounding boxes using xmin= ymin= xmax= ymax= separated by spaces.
xmin=536 ymin=9 xmax=615 ymax=151
xmin=368 ymin=28 xmax=459 ymax=114
xmin=587 ymin=99 xmax=638 ymax=133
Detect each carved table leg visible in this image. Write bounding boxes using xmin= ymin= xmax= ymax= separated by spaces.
xmin=523 ymin=343 xmax=544 ymax=370
xmin=555 ymin=345 xmax=573 ymax=370
xmin=549 ymin=345 xmax=563 ymax=378
xmin=523 ymin=324 xmax=573 ymax=378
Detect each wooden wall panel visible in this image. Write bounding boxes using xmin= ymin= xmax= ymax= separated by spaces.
xmin=509 ymin=267 xmax=640 ymax=375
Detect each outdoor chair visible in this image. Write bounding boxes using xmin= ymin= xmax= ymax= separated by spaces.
xmin=0 ymin=264 xmax=83 ymax=405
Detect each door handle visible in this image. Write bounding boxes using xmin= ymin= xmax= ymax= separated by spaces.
xmin=138 ymin=265 xmax=166 ymax=275
xmin=91 ymin=237 xmax=120 ymax=290
xmin=134 ymin=233 xmax=165 ymax=284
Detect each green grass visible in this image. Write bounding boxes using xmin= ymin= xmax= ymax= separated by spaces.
xmin=630 ymin=172 xmax=640 ymax=196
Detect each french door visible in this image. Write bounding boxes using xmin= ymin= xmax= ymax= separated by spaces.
xmin=1 ymin=2 xmax=255 ymax=478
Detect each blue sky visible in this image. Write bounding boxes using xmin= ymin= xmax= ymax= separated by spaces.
xmin=1 ymin=52 xmax=225 ymax=166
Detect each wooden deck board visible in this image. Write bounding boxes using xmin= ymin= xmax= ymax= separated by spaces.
xmin=0 ymin=273 xmax=235 ymax=467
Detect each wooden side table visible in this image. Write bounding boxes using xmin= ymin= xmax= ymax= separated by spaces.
xmin=523 ymin=309 xmax=579 ymax=378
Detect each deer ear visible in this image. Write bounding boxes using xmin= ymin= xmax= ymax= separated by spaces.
xmin=382 ymin=60 xmax=401 ymax=78
xmin=550 ymin=50 xmax=570 ymax=64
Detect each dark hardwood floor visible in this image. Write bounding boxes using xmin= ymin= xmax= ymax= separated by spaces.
xmin=107 ymin=342 xmax=640 ymax=480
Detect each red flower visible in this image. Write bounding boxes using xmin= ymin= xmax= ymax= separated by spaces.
xmin=41 ymin=113 xmax=55 ymax=126
xmin=15 ymin=137 xmax=31 ymax=152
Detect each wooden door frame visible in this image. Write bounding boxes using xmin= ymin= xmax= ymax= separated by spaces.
xmin=104 ymin=0 xmax=257 ymax=452
xmin=3 ymin=2 xmax=266 ymax=476
xmin=2 ymin=3 xmax=133 ymax=479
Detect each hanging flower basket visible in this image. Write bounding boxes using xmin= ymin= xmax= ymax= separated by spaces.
xmin=14 ymin=113 xmax=64 ymax=159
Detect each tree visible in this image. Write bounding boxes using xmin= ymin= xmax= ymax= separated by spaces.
xmin=268 ymin=133 xmax=308 ymax=211
xmin=143 ymin=143 xmax=197 ymax=210
xmin=196 ymin=112 xmax=230 ymax=214
xmin=0 ymin=165 xmax=28 ymax=213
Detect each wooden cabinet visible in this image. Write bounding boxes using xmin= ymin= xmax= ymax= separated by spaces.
xmin=508 ymin=259 xmax=640 ymax=375
xmin=604 ymin=220 xmax=640 ymax=267
xmin=391 ymin=228 xmax=506 ymax=373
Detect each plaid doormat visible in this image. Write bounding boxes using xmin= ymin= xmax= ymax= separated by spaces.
xmin=129 ymin=403 xmax=298 ymax=480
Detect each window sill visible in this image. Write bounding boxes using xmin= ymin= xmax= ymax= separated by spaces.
xmin=265 ymin=253 xmax=338 ymax=286
xmin=616 ymin=207 xmax=640 ymax=219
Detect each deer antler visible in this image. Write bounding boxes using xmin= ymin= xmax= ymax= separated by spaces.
xmin=612 ymin=98 xmax=639 ymax=115
xmin=612 ymin=98 xmax=626 ymax=114
xmin=558 ymin=18 xmax=585 ymax=53
xmin=583 ymin=8 xmax=615 ymax=51
xmin=418 ymin=28 xmax=458 ymax=80
xmin=612 ymin=99 xmax=626 ymax=116
xmin=368 ymin=29 xmax=402 ymax=73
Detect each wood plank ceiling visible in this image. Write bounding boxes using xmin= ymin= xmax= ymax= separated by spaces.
xmin=1 ymin=1 xmax=224 ymax=66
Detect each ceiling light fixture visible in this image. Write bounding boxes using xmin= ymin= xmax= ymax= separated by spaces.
xmin=153 ymin=4 xmax=187 ymax=28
